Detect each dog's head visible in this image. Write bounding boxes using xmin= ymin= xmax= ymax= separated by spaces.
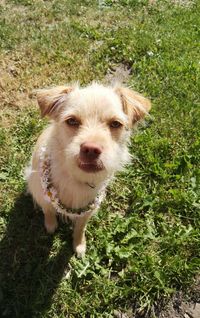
xmin=37 ymin=83 xmax=151 ymax=184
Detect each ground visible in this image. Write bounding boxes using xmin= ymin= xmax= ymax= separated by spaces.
xmin=0 ymin=0 xmax=200 ymax=317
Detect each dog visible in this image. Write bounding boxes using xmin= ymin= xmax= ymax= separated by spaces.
xmin=25 ymin=83 xmax=151 ymax=257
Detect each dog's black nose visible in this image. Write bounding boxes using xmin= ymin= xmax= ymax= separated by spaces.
xmin=80 ymin=142 xmax=102 ymax=161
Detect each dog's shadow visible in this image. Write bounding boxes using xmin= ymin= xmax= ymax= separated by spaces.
xmin=0 ymin=192 xmax=73 ymax=317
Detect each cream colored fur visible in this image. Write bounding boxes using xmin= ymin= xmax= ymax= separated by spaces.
xmin=26 ymin=82 xmax=151 ymax=257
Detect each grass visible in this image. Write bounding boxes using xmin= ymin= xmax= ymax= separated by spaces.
xmin=0 ymin=0 xmax=200 ymax=317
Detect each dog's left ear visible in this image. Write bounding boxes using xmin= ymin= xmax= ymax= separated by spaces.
xmin=115 ymin=87 xmax=151 ymax=128
xmin=36 ymin=86 xmax=73 ymax=119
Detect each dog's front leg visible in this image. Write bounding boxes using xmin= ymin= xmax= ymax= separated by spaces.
xmin=73 ymin=213 xmax=92 ymax=258
xmin=43 ymin=206 xmax=58 ymax=234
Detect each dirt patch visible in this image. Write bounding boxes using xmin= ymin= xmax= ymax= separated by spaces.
xmin=0 ymin=55 xmax=34 ymax=127
xmin=104 ymin=64 xmax=131 ymax=86
xmin=160 ymin=279 xmax=200 ymax=318
xmin=0 ymin=69 xmax=31 ymax=109
xmin=114 ymin=302 xmax=200 ymax=318
xmin=160 ymin=302 xmax=200 ymax=318
xmin=113 ymin=282 xmax=200 ymax=318
xmin=0 ymin=0 xmax=6 ymax=6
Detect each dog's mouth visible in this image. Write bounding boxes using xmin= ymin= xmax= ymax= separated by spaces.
xmin=78 ymin=158 xmax=104 ymax=173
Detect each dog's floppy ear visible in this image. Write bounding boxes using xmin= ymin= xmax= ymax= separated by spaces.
xmin=115 ymin=87 xmax=151 ymax=128
xmin=36 ymin=86 xmax=73 ymax=119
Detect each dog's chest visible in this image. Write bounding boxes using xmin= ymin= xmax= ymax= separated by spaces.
xmin=54 ymin=177 xmax=98 ymax=210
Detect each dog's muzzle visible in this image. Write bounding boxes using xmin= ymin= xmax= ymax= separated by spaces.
xmin=78 ymin=142 xmax=104 ymax=173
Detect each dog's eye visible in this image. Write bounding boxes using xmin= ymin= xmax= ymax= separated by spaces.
xmin=66 ymin=117 xmax=80 ymax=127
xmin=109 ymin=121 xmax=122 ymax=129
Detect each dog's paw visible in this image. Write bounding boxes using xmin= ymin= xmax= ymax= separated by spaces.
xmin=75 ymin=243 xmax=86 ymax=258
xmin=45 ymin=219 xmax=58 ymax=234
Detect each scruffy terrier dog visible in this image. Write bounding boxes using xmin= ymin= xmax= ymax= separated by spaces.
xmin=26 ymin=83 xmax=151 ymax=257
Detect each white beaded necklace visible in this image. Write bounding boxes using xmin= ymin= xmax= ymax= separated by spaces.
xmin=39 ymin=146 xmax=106 ymax=222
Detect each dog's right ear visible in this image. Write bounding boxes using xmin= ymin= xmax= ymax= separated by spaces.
xmin=36 ymin=86 xmax=73 ymax=119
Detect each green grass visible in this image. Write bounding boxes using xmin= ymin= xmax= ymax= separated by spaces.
xmin=0 ymin=0 xmax=200 ymax=317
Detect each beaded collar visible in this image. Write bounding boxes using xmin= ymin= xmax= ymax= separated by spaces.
xmin=39 ymin=146 xmax=106 ymax=221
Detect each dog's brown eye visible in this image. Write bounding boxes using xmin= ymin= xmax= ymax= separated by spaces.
xmin=66 ymin=117 xmax=80 ymax=127
xmin=109 ymin=121 xmax=122 ymax=129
